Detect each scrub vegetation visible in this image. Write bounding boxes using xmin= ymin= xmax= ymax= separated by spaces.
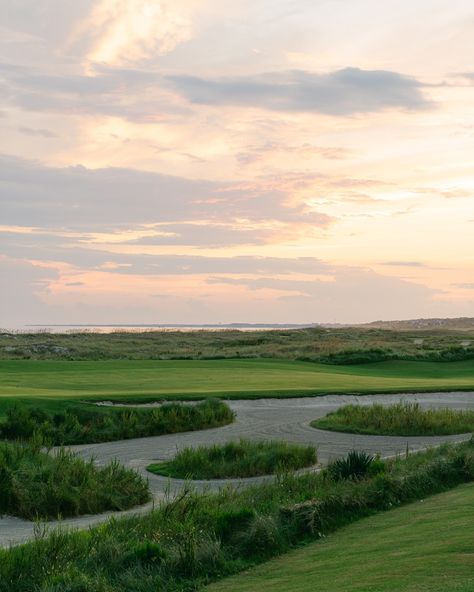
xmin=0 ymin=399 xmax=235 ymax=445
xmin=313 ymin=401 xmax=474 ymax=436
xmin=147 ymin=439 xmax=317 ymax=479
xmin=0 ymin=441 xmax=150 ymax=520
xmin=1 ymin=440 xmax=473 ymax=591
xmin=1 ymin=326 xmax=473 ymax=363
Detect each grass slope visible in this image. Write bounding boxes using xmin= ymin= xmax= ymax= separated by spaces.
xmin=0 ymin=359 xmax=474 ymax=413
xmin=207 ymin=482 xmax=474 ymax=592
xmin=313 ymin=402 xmax=474 ymax=436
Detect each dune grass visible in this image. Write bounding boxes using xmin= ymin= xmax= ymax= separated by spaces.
xmin=0 ymin=441 xmax=150 ymax=520
xmin=1 ymin=326 xmax=473 ymax=363
xmin=313 ymin=401 xmax=474 ymax=436
xmin=0 ymin=359 xmax=474 ymax=412
xmin=147 ymin=439 xmax=317 ymax=479
xmin=207 ymin=481 xmax=474 ymax=592
xmin=1 ymin=440 xmax=473 ymax=591
xmin=0 ymin=399 xmax=234 ymax=445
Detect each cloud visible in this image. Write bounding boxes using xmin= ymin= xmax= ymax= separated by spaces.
xmin=0 ymin=256 xmax=58 ymax=327
xmin=167 ymin=67 xmax=431 ymax=115
xmin=455 ymin=283 xmax=474 ymax=289
xmin=0 ymin=156 xmax=332 ymax=236
xmin=205 ymin=269 xmax=443 ymax=323
xmin=17 ymin=126 xmax=57 ymax=138
xmin=72 ymin=0 xmax=193 ymax=66
xmin=380 ymin=261 xmax=427 ymax=267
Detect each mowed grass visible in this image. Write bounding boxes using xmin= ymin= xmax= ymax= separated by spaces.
xmin=0 ymin=359 xmax=474 ymax=407
xmin=207 ymin=482 xmax=474 ymax=592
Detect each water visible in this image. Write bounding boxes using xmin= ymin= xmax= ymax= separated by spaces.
xmin=5 ymin=323 xmax=316 ymax=334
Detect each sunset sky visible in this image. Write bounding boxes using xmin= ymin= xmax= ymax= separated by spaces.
xmin=1 ymin=0 xmax=473 ymax=327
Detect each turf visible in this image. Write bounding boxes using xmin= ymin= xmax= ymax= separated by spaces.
xmin=207 ymin=482 xmax=474 ymax=592
xmin=0 ymin=359 xmax=473 ymax=414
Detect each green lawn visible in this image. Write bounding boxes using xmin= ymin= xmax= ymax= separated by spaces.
xmin=207 ymin=482 xmax=474 ymax=592
xmin=0 ymin=359 xmax=473 ymax=412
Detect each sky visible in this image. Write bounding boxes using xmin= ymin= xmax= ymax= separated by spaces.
xmin=1 ymin=0 xmax=473 ymax=328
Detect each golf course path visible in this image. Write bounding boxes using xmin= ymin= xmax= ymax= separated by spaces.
xmin=1 ymin=391 xmax=473 ymax=547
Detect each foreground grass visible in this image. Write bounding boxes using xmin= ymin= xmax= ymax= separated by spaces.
xmin=207 ymin=482 xmax=474 ymax=592
xmin=313 ymin=401 xmax=474 ymax=436
xmin=0 ymin=399 xmax=234 ymax=445
xmin=148 ymin=440 xmax=317 ymax=479
xmin=1 ymin=359 xmax=474 ymax=413
xmin=1 ymin=441 xmax=473 ymax=591
xmin=0 ymin=442 xmax=150 ymax=520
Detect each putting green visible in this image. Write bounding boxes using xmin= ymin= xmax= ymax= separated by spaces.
xmin=207 ymin=482 xmax=474 ymax=592
xmin=0 ymin=359 xmax=473 ymax=402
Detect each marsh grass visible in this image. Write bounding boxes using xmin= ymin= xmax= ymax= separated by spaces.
xmin=0 ymin=441 xmax=150 ymax=520
xmin=147 ymin=439 xmax=317 ymax=479
xmin=0 ymin=399 xmax=235 ymax=445
xmin=312 ymin=402 xmax=474 ymax=436
xmin=1 ymin=440 xmax=473 ymax=591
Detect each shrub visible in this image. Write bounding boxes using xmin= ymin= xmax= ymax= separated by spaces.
xmin=0 ymin=399 xmax=235 ymax=445
xmin=313 ymin=401 xmax=474 ymax=436
xmin=327 ymin=450 xmax=381 ymax=481
xmin=0 ymin=442 xmax=150 ymax=520
xmin=147 ymin=439 xmax=317 ymax=479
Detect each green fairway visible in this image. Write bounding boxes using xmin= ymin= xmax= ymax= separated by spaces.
xmin=207 ymin=482 xmax=474 ymax=592
xmin=0 ymin=359 xmax=473 ymax=407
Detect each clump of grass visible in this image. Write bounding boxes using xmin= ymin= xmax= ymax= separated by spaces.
xmin=0 ymin=399 xmax=235 ymax=445
xmin=312 ymin=402 xmax=474 ymax=436
xmin=0 ymin=441 xmax=150 ymax=520
xmin=1 ymin=440 xmax=474 ymax=592
xmin=148 ymin=439 xmax=317 ymax=479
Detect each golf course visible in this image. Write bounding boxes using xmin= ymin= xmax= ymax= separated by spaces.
xmin=1 ymin=358 xmax=474 ymax=405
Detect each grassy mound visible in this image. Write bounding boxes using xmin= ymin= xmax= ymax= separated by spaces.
xmin=147 ymin=439 xmax=317 ymax=479
xmin=0 ymin=399 xmax=235 ymax=445
xmin=1 ymin=440 xmax=473 ymax=591
xmin=207 ymin=482 xmax=474 ymax=592
xmin=312 ymin=401 xmax=474 ymax=436
xmin=0 ymin=442 xmax=150 ymax=520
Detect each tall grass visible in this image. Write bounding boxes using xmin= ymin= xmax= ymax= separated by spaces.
xmin=1 ymin=326 xmax=473 ymax=364
xmin=148 ymin=439 xmax=317 ymax=479
xmin=312 ymin=402 xmax=474 ymax=436
xmin=0 ymin=399 xmax=235 ymax=445
xmin=1 ymin=439 xmax=473 ymax=591
xmin=0 ymin=441 xmax=150 ymax=520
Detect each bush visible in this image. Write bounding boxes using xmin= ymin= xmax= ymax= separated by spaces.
xmin=0 ymin=442 xmax=150 ymax=520
xmin=327 ymin=450 xmax=382 ymax=481
xmin=312 ymin=401 xmax=474 ymax=436
xmin=1 ymin=440 xmax=474 ymax=592
xmin=0 ymin=399 xmax=235 ymax=445
xmin=319 ymin=348 xmax=395 ymax=365
xmin=147 ymin=439 xmax=317 ymax=479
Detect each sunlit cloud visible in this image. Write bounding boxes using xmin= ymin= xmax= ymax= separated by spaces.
xmin=72 ymin=0 xmax=194 ymax=68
